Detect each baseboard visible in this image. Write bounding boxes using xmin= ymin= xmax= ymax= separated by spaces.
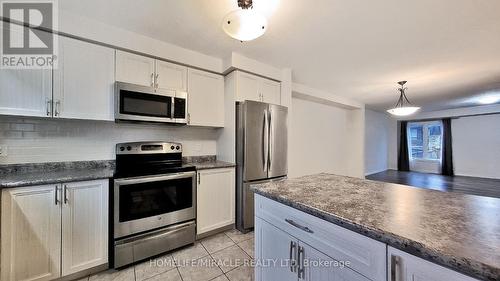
xmin=365 ymin=168 xmax=389 ymax=176
xmin=196 ymin=223 xmax=234 ymax=240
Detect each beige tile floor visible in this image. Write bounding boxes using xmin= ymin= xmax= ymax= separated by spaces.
xmin=79 ymin=229 xmax=255 ymax=281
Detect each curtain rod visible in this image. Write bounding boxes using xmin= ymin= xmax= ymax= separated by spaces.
xmin=399 ymin=111 xmax=500 ymax=123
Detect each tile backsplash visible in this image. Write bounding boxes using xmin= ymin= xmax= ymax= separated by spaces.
xmin=0 ymin=116 xmax=219 ymax=164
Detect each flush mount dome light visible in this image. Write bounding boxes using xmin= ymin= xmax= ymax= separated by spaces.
xmin=222 ymin=0 xmax=267 ymax=42
xmin=387 ymin=81 xmax=421 ymax=116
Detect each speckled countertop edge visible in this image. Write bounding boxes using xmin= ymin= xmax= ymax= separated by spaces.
xmin=0 ymin=157 xmax=235 ymax=188
xmin=251 ymin=175 xmax=500 ymax=281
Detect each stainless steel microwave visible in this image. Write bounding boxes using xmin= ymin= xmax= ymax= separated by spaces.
xmin=115 ymin=82 xmax=187 ymax=124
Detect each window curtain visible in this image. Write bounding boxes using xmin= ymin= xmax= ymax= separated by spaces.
xmin=441 ymin=118 xmax=454 ymax=176
xmin=398 ymin=121 xmax=410 ymax=171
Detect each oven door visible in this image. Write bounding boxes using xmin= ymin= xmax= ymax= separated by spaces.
xmin=115 ymin=82 xmax=175 ymax=123
xmin=113 ymin=171 xmax=196 ymax=238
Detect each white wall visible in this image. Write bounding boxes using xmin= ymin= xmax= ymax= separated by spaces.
xmin=364 ymin=109 xmax=397 ymax=175
xmin=289 ymin=96 xmax=363 ymax=178
xmin=452 ymin=114 xmax=500 ymax=179
xmin=0 ymin=116 xmax=218 ymax=164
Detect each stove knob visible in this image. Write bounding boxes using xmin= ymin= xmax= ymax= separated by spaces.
xmin=176 ymin=146 xmax=180 ymax=150
xmin=171 ymin=146 xmax=175 ymax=150
xmin=119 ymin=147 xmax=125 ymax=151
xmin=126 ymin=146 xmax=132 ymax=151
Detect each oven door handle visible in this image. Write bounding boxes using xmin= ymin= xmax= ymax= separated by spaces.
xmin=114 ymin=171 xmax=196 ymax=185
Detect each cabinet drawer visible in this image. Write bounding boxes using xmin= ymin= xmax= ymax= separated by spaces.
xmin=255 ymin=194 xmax=386 ymax=281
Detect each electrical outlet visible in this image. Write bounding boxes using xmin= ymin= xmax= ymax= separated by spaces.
xmin=0 ymin=146 xmax=7 ymax=157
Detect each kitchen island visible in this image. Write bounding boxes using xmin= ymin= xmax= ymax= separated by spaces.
xmin=251 ymin=173 xmax=500 ymax=281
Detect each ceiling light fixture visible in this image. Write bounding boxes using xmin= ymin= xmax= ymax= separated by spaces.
xmin=222 ymin=0 xmax=267 ymax=42
xmin=387 ymin=81 xmax=421 ymax=116
xmin=477 ymin=94 xmax=500 ymax=105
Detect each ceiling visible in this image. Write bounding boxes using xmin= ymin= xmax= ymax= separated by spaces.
xmin=60 ymin=0 xmax=500 ymax=112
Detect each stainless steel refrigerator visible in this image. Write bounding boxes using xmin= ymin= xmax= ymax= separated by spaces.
xmin=236 ymin=100 xmax=288 ymax=232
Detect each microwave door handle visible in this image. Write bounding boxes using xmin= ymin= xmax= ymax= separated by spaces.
xmin=171 ymin=96 xmax=175 ymax=119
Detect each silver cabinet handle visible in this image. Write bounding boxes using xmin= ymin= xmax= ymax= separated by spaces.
xmin=297 ymin=245 xmax=305 ymax=279
xmin=155 ymin=73 xmax=159 ymax=89
xmin=46 ymin=99 xmax=52 ymax=116
xmin=150 ymin=73 xmax=154 ymax=87
xmin=54 ymin=100 xmax=61 ymax=117
xmin=187 ymin=113 xmax=191 ymax=124
xmin=63 ymin=185 xmax=68 ymax=204
xmin=285 ymin=219 xmax=314 ymax=234
xmin=198 ymin=173 xmax=200 ymax=185
xmin=391 ymin=255 xmax=403 ymax=281
xmin=289 ymin=241 xmax=297 ymax=272
xmin=54 ymin=185 xmax=59 ymax=205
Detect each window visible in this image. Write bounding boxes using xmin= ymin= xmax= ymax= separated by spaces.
xmin=408 ymin=121 xmax=442 ymax=161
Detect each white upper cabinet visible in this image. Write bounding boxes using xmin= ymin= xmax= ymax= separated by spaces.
xmin=261 ymin=79 xmax=281 ymax=105
xmin=156 ymin=60 xmax=188 ymax=91
xmin=116 ymin=50 xmax=155 ymax=87
xmin=1 ymin=185 xmax=61 ymax=281
xmin=0 ymin=25 xmax=52 ymax=118
xmin=196 ymin=168 xmax=235 ymax=235
xmin=62 ymin=180 xmax=108 ymax=276
xmin=53 ymin=36 xmax=115 ymax=121
xmin=236 ymin=71 xmax=261 ymax=102
xmin=235 ymin=71 xmax=281 ymax=105
xmin=187 ymin=68 xmax=224 ymax=127
xmin=0 ymin=68 xmax=52 ymax=117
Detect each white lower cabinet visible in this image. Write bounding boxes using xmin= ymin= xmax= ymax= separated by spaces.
xmin=196 ymin=168 xmax=235 ymax=235
xmin=255 ymin=217 xmax=370 ymax=281
xmin=255 ymin=218 xmax=298 ymax=281
xmin=1 ymin=185 xmax=61 ymax=281
xmin=388 ymin=247 xmax=479 ymax=281
xmin=1 ymin=179 xmax=108 ymax=281
xmin=62 ymin=180 xmax=109 ymax=276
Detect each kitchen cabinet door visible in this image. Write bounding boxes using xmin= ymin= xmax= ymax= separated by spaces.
xmin=196 ymin=168 xmax=235 ymax=235
xmin=301 ymin=242 xmax=370 ymax=281
xmin=1 ymin=185 xmax=61 ymax=281
xmin=53 ymin=36 xmax=115 ymax=121
xmin=155 ymin=60 xmax=187 ymax=91
xmin=388 ymin=247 xmax=479 ymax=281
xmin=187 ymin=68 xmax=224 ymax=127
xmin=236 ymin=71 xmax=261 ymax=102
xmin=0 ymin=21 xmax=52 ymax=117
xmin=62 ymin=180 xmax=108 ymax=276
xmin=261 ymin=78 xmax=281 ymax=105
xmin=116 ymin=50 xmax=155 ymax=87
xmin=255 ymin=218 xmax=299 ymax=281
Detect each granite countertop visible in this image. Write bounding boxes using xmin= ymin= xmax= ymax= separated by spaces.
xmin=0 ymin=161 xmax=115 ymax=188
xmin=183 ymin=155 xmax=236 ymax=170
xmin=0 ymin=156 xmax=236 ymax=188
xmin=251 ymin=173 xmax=500 ymax=281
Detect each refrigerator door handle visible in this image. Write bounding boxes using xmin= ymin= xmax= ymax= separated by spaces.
xmin=268 ymin=109 xmax=272 ymax=171
xmin=262 ymin=110 xmax=268 ymax=172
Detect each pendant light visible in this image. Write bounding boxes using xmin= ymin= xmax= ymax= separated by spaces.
xmin=387 ymin=81 xmax=421 ymax=116
xmin=222 ymin=0 xmax=267 ymax=42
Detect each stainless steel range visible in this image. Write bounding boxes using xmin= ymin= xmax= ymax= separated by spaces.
xmin=111 ymin=141 xmax=196 ymax=268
